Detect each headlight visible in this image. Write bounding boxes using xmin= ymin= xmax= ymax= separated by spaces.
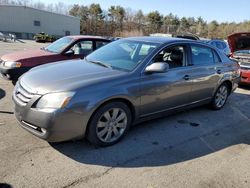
xmin=36 ymin=92 xmax=75 ymax=109
xmin=3 ymin=61 xmax=22 ymax=68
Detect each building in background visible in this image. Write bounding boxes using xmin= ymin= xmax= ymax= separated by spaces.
xmin=0 ymin=5 xmax=80 ymax=39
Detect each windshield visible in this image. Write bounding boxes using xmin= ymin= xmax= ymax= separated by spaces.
xmin=86 ymin=39 xmax=159 ymax=71
xmin=44 ymin=37 xmax=74 ymax=53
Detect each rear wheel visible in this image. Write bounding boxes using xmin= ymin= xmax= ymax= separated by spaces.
xmin=87 ymin=102 xmax=132 ymax=147
xmin=210 ymin=83 xmax=229 ymax=110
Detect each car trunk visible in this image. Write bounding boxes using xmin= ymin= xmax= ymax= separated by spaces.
xmin=228 ymin=33 xmax=250 ymax=53
xmin=228 ymin=33 xmax=250 ymax=67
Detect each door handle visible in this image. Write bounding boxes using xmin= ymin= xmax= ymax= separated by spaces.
xmin=217 ymin=69 xmax=222 ymax=74
xmin=183 ymin=75 xmax=190 ymax=80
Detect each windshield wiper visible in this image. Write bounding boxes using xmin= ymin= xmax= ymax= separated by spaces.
xmin=85 ymin=58 xmax=111 ymax=68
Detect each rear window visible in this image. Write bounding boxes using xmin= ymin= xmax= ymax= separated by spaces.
xmin=216 ymin=42 xmax=226 ymax=49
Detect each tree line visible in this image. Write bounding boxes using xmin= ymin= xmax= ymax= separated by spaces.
xmin=68 ymin=4 xmax=250 ymax=39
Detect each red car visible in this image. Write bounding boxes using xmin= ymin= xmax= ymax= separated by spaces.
xmin=228 ymin=33 xmax=250 ymax=85
xmin=0 ymin=36 xmax=110 ymax=82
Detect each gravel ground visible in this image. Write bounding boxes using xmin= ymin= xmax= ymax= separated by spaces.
xmin=0 ymin=40 xmax=250 ymax=188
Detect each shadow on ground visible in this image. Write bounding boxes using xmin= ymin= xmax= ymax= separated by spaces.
xmin=0 ymin=88 xmax=6 ymax=100
xmin=239 ymin=84 xmax=250 ymax=90
xmin=0 ymin=183 xmax=13 ymax=188
xmin=50 ymin=92 xmax=250 ymax=168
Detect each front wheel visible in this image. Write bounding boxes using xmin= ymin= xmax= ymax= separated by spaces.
xmin=210 ymin=83 xmax=229 ymax=110
xmin=87 ymin=102 xmax=132 ymax=147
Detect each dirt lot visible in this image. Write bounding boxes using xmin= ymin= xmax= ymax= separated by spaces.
xmin=1 ymin=40 xmax=250 ymax=188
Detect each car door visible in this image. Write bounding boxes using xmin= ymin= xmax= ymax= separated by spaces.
xmin=139 ymin=44 xmax=193 ymax=116
xmin=188 ymin=44 xmax=223 ymax=102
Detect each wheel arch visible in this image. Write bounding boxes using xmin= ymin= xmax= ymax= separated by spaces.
xmin=213 ymin=79 xmax=233 ymax=96
xmin=85 ymin=97 xmax=137 ymax=136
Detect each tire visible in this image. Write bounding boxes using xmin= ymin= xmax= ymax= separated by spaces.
xmin=87 ymin=102 xmax=132 ymax=147
xmin=210 ymin=83 xmax=230 ymax=110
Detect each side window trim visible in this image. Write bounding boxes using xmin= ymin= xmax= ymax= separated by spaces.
xmin=152 ymin=44 xmax=189 ymax=68
xmin=189 ymin=44 xmax=215 ymax=66
xmin=212 ymin=49 xmax=222 ymax=63
xmin=141 ymin=42 xmax=192 ymax=74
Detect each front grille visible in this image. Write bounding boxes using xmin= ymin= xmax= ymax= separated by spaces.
xmin=14 ymin=82 xmax=34 ymax=106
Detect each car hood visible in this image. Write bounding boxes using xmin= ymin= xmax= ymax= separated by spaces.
xmin=228 ymin=33 xmax=250 ymax=53
xmin=19 ymin=60 xmax=126 ymax=94
xmin=1 ymin=48 xmax=54 ymax=62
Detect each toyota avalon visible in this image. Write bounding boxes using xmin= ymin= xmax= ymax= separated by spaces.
xmin=13 ymin=37 xmax=240 ymax=146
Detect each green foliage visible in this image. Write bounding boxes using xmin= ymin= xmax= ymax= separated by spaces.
xmin=68 ymin=3 xmax=250 ymax=38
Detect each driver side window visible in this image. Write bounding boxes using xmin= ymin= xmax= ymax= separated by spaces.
xmin=153 ymin=45 xmax=185 ymax=69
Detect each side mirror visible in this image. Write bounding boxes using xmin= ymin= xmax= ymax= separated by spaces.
xmin=65 ymin=49 xmax=74 ymax=56
xmin=145 ymin=62 xmax=169 ymax=74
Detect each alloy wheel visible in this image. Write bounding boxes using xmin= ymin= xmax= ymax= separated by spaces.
xmin=215 ymin=85 xmax=228 ymax=108
xmin=96 ymin=108 xmax=128 ymax=143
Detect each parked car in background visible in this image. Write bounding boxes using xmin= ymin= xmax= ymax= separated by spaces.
xmin=0 ymin=36 xmax=111 ymax=82
xmin=228 ymin=32 xmax=250 ymax=85
xmin=174 ymin=33 xmax=200 ymax=40
xmin=13 ymin=37 xmax=240 ymax=147
xmin=34 ymin=32 xmax=57 ymax=43
xmin=206 ymin=39 xmax=231 ymax=56
xmin=0 ymin=32 xmax=11 ymax=42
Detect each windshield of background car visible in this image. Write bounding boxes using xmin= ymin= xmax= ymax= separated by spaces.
xmin=86 ymin=39 xmax=159 ymax=71
xmin=44 ymin=37 xmax=74 ymax=53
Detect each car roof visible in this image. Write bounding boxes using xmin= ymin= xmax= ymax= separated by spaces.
xmin=124 ymin=36 xmax=190 ymax=44
xmin=123 ymin=36 xmax=213 ymax=47
xmin=209 ymin=39 xmax=227 ymax=42
xmin=67 ymin=35 xmax=110 ymax=41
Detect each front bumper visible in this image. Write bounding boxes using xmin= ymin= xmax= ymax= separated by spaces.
xmin=0 ymin=65 xmax=30 ymax=80
xmin=12 ymin=82 xmax=92 ymax=142
xmin=14 ymin=106 xmax=87 ymax=142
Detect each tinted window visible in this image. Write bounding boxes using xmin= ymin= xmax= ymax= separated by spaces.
xmin=96 ymin=41 xmax=109 ymax=49
xmin=191 ymin=45 xmax=214 ymax=65
xmin=139 ymin=44 xmax=156 ymax=55
xmin=216 ymin=42 xmax=226 ymax=49
xmin=44 ymin=37 xmax=74 ymax=53
xmin=73 ymin=41 xmax=93 ymax=55
xmin=213 ymin=50 xmax=221 ymax=63
xmin=86 ymin=40 xmax=159 ymax=71
xmin=154 ymin=45 xmax=185 ymax=69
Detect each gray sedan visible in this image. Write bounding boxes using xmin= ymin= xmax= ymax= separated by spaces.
xmin=13 ymin=37 xmax=240 ymax=146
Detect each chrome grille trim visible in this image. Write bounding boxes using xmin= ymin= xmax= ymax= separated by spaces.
xmin=14 ymin=82 xmax=34 ymax=106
